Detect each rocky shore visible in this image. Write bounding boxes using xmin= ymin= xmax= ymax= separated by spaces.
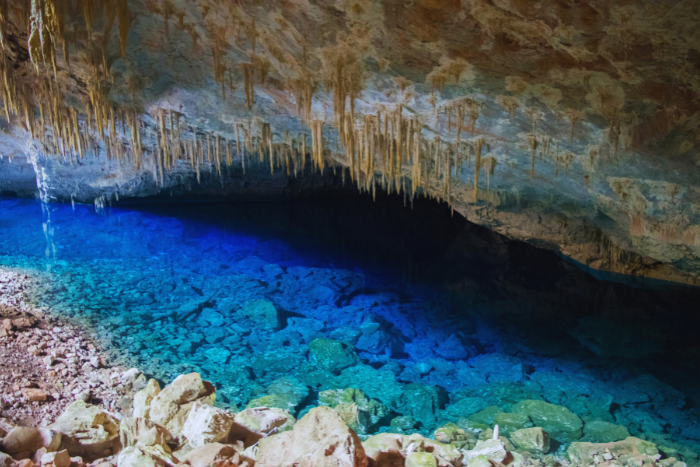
xmin=0 ymin=270 xmax=691 ymax=467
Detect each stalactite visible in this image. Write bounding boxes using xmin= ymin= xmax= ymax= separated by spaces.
xmin=243 ymin=64 xmax=254 ymax=110
xmin=473 ymin=138 xmax=483 ymax=203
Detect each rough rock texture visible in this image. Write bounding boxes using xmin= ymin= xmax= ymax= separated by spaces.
xmin=1 ymin=0 xmax=700 ymax=284
xmin=255 ymin=406 xmax=368 ymax=467
xmin=49 ymin=401 xmax=121 ymax=460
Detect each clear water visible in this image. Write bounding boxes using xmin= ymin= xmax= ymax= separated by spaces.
xmin=1 ymin=195 xmax=700 ymax=460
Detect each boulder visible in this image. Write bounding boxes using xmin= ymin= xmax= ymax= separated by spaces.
xmin=399 ymin=384 xmax=446 ymax=430
xmin=229 ymin=407 xmax=295 ymax=447
xmin=40 ymin=450 xmax=70 ymax=467
xmin=465 ymin=455 xmax=492 ymax=467
xmin=362 ymin=433 xmax=461 ymax=467
xmin=182 ymin=403 xmax=234 ymax=447
xmin=182 ymin=443 xmax=241 ymax=467
xmin=133 ymin=379 xmax=161 ymax=419
xmin=49 ymin=401 xmax=120 ymax=460
xmin=511 ymin=400 xmax=583 ymax=443
xmin=239 ymin=299 xmax=280 ymax=330
xmin=493 ymin=412 xmax=532 ymax=435
xmin=434 ymin=424 xmax=476 ymax=450
xmin=0 ymin=453 xmax=12 ymax=467
xmin=2 ymin=427 xmax=61 ymax=455
xmin=582 ymin=420 xmax=630 ymax=443
xmin=440 ymin=398 xmax=490 ymax=425
xmin=309 ymin=339 xmax=358 ymax=373
xmin=116 ymin=445 xmax=177 ymax=467
xmin=567 ymin=437 xmax=660 ymax=465
xmin=462 ymin=439 xmax=507 ymax=464
xmin=119 ymin=418 xmax=171 ymax=451
xmin=319 ymin=389 xmax=389 ymax=434
xmin=405 ymin=452 xmax=437 ymax=467
xmin=509 ymin=427 xmax=550 ymax=454
xmin=256 ymin=406 xmax=368 ymax=467
xmin=148 ymin=373 xmax=216 ymax=443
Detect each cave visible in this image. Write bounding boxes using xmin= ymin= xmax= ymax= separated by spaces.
xmin=1 ymin=1 xmax=700 ymax=467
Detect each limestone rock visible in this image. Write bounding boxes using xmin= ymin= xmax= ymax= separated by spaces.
xmin=245 ymin=394 xmax=297 ymax=413
xmin=49 ymin=401 xmax=120 ymax=460
xmin=511 ymin=400 xmax=583 ymax=443
xmin=182 ymin=443 xmax=240 ymax=467
xmin=239 ymin=299 xmax=280 ymax=330
xmin=361 ymin=433 xmax=405 ymax=461
xmin=462 ymin=439 xmax=507 ymax=464
xmin=256 ymin=406 xmax=368 ymax=467
xmin=40 ymin=450 xmax=70 ymax=467
xmin=319 ymin=388 xmax=389 ymax=434
xmin=309 ymin=339 xmax=359 ymax=373
xmin=119 ymin=418 xmax=172 ymax=451
xmin=148 ymin=374 xmax=216 ymax=443
xmin=492 ymin=413 xmax=532 ymax=436
xmin=465 ymin=455 xmax=492 ymax=467
xmin=0 ymin=453 xmax=12 ymax=467
xmin=405 ymin=452 xmax=437 ymax=467
xmin=434 ymin=423 xmax=476 ymax=449
xmin=133 ymin=380 xmax=161 ymax=419
xmin=509 ymin=427 xmax=550 ymax=454
xmin=116 ymin=445 xmax=177 ymax=467
xmin=230 ymin=407 xmax=295 ymax=447
xmin=182 ymin=403 xmax=234 ymax=447
xmin=567 ymin=436 xmax=660 ymax=465
xmin=399 ymin=384 xmax=445 ymax=430
xmin=582 ymin=420 xmax=631 ymax=443
xmin=3 ymin=427 xmax=61 ymax=455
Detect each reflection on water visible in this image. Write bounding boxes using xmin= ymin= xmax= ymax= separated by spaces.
xmin=1 ymin=194 xmax=699 ymax=459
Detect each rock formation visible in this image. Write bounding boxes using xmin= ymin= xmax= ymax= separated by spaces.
xmin=0 ymin=0 xmax=698 ymax=284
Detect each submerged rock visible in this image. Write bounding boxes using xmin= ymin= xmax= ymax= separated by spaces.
xmin=319 ymin=388 xmax=390 ymax=434
xmin=256 ymin=406 xmax=368 ymax=467
xmin=567 ymin=436 xmax=660 ymax=465
xmin=239 ymin=299 xmax=280 ymax=330
xmin=583 ymin=420 xmax=631 ymax=443
xmin=309 ymin=338 xmax=359 ymax=373
xmin=509 ymin=427 xmax=550 ymax=454
xmin=399 ymin=384 xmax=446 ymax=430
xmin=511 ymin=400 xmax=583 ymax=443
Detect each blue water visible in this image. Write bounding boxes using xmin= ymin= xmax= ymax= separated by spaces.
xmin=1 ymin=196 xmax=700 ymax=459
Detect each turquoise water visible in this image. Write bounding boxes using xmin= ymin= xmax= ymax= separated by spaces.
xmin=1 ymin=195 xmax=700 ymax=460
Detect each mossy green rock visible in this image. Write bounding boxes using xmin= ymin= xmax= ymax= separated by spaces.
xmin=434 ymin=423 xmax=476 ymax=449
xmin=583 ymin=420 xmax=630 ymax=443
xmin=390 ymin=416 xmax=417 ymax=432
xmin=512 ymin=400 xmax=583 ymax=443
xmin=246 ymin=393 xmax=298 ymax=412
xmin=469 ymin=405 xmax=500 ymax=425
xmin=400 ymin=384 xmax=445 ymax=429
xmin=493 ymin=412 xmax=532 ymax=435
xmin=405 ymin=452 xmax=437 ymax=467
xmin=510 ymin=427 xmax=551 ymax=454
xmin=309 ymin=338 xmax=358 ymax=373
xmin=568 ymin=437 xmax=659 ymax=465
xmin=319 ymin=388 xmax=389 ymax=432
xmin=440 ymin=397 xmax=490 ymax=424
xmin=466 ymin=455 xmax=492 ymax=467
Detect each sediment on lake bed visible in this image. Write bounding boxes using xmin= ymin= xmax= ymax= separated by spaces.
xmin=0 ymin=269 xmax=693 ymax=467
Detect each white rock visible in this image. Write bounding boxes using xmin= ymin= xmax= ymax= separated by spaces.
xmin=182 ymin=403 xmax=234 ymax=447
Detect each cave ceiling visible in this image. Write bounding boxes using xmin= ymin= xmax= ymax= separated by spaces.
xmin=1 ymin=0 xmax=700 ymax=285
